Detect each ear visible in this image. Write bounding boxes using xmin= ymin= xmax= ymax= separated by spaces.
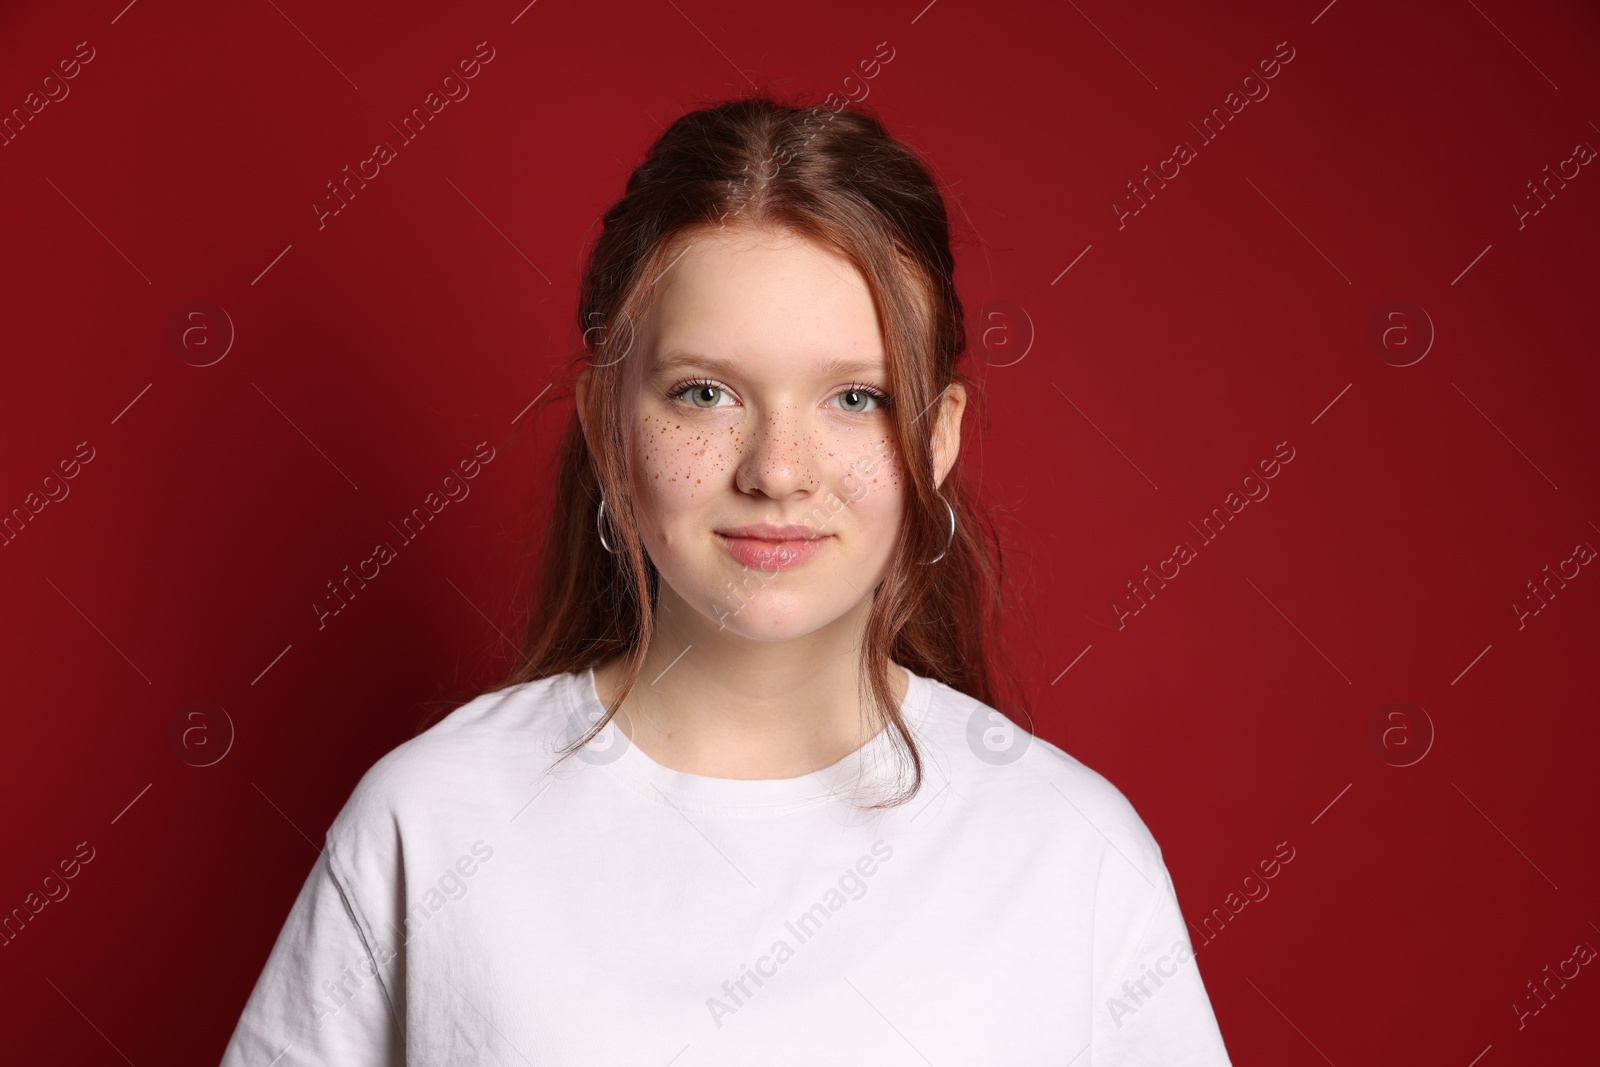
xmin=930 ymin=382 xmax=967 ymax=490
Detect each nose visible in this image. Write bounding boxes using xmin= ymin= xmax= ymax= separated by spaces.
xmin=734 ymin=403 xmax=818 ymax=499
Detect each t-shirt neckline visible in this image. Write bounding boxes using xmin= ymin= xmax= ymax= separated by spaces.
xmin=563 ymin=663 xmax=933 ymax=815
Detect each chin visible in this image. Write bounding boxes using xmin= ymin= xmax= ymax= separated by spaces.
xmin=705 ymin=596 xmax=836 ymax=641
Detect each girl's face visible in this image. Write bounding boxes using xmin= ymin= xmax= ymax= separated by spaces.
xmin=605 ymin=225 xmax=938 ymax=643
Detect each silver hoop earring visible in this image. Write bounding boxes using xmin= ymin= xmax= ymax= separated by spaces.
xmin=922 ymin=492 xmax=956 ymax=565
xmin=597 ymin=497 xmax=621 ymax=555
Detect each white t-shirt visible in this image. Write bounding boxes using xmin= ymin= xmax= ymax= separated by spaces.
xmin=218 ymin=665 xmax=1233 ymax=1066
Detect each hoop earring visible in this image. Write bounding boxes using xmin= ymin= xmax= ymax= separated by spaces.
xmin=922 ymin=492 xmax=956 ymax=565
xmin=597 ymin=496 xmax=621 ymax=555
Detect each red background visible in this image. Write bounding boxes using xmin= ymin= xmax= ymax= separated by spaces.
xmin=2 ymin=0 xmax=1597 ymax=1062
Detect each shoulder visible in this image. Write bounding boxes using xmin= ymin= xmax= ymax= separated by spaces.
xmin=324 ymin=672 xmax=578 ymax=854
xmin=914 ymin=673 xmax=1167 ymax=887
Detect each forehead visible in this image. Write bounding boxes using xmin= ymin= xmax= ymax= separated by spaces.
xmin=643 ymin=226 xmax=885 ymax=371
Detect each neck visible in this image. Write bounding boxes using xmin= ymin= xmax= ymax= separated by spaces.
xmin=592 ymin=590 xmax=908 ymax=780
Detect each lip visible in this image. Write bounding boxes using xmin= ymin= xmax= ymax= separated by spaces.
xmin=713 ymin=526 xmax=832 ymax=571
xmin=715 ymin=523 xmax=827 ymax=541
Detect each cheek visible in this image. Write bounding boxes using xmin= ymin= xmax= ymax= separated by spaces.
xmin=841 ymin=436 xmax=901 ymax=496
xmin=833 ymin=436 xmax=904 ymax=522
xmin=635 ymin=415 xmax=742 ymax=511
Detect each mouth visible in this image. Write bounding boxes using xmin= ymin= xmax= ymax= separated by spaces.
xmin=712 ymin=525 xmax=832 ymax=571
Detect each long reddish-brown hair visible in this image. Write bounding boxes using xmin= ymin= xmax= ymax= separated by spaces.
xmin=448 ymin=93 xmax=1032 ymax=809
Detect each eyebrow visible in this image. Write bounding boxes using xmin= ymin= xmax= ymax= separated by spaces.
xmin=652 ymin=351 xmax=887 ymax=380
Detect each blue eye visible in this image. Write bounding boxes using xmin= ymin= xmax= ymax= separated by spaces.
xmin=665 ymin=379 xmax=734 ymax=408
xmin=663 ymin=379 xmax=893 ymax=414
xmin=833 ymin=384 xmax=891 ymax=414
